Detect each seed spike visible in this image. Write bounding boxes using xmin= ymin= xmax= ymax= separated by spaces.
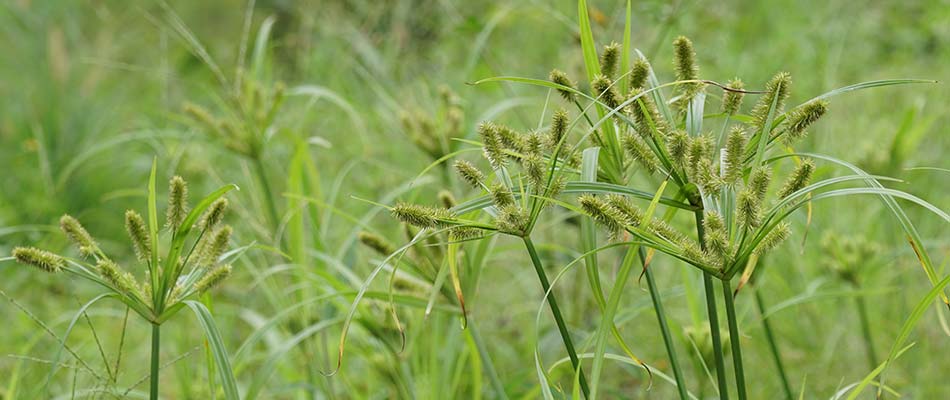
xmin=489 ymin=182 xmax=515 ymax=208
xmin=453 ymin=160 xmax=484 ymax=189
xmin=60 ymin=215 xmax=98 ymax=258
xmin=97 ymin=260 xmax=140 ymax=296
xmin=749 ymin=167 xmax=772 ymax=202
xmin=591 ymin=75 xmax=622 ymax=111
xmin=622 ymin=133 xmax=660 ymax=174
xmin=673 ymin=36 xmax=704 ymax=108
xmin=578 ymin=195 xmax=629 ymax=240
xmin=778 ymin=159 xmax=816 ymax=199
xmin=201 ymin=198 xmax=228 ymax=230
xmin=194 ymin=264 xmax=232 ymax=294
xmin=495 ymin=205 xmax=528 ymax=236
xmin=438 ymin=190 xmax=457 ymax=209
xmin=392 ymin=203 xmax=454 ymax=229
xmin=755 ymin=222 xmax=792 ymax=255
xmin=12 ymin=247 xmax=64 ymax=273
xmin=723 ymin=127 xmax=747 ymax=183
xmin=166 ymin=176 xmax=189 ymax=231
xmin=629 ymin=59 xmax=650 ymax=90
xmin=722 ymin=79 xmax=745 ymax=115
xmin=751 ymin=72 xmax=792 ymax=129
xmin=737 ymin=189 xmax=761 ymax=228
xmin=549 ymin=108 xmax=570 ymax=147
xmin=786 ymin=100 xmax=828 ymax=142
xmin=199 ymin=226 xmax=232 ymax=267
xmin=478 ymin=122 xmax=507 ymax=169
xmin=124 ymin=210 xmax=151 ymax=262
xmin=600 ymin=42 xmax=621 ymax=78
xmin=605 ymin=194 xmax=644 ymax=227
xmin=549 ymin=69 xmax=577 ymax=102
xmin=629 ymin=87 xmax=670 ymax=138
xmin=358 ymin=231 xmax=397 ymax=256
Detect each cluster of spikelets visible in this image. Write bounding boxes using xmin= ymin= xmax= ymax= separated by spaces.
xmin=390 ymin=105 xmax=583 ymax=239
xmin=399 ymin=85 xmax=465 ymax=161
xmin=12 ymin=176 xmax=234 ymax=318
xmin=183 ymin=78 xmax=285 ymax=158
xmin=821 ymin=232 xmax=880 ymax=284
xmin=547 ymin=37 xmax=828 ymax=275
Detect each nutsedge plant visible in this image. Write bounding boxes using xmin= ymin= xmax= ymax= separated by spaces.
xmin=9 ymin=161 xmax=241 ymax=400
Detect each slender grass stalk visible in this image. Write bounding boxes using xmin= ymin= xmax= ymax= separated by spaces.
xmin=695 ymin=211 xmax=730 ymax=400
xmin=252 ymin=156 xmax=280 ymax=229
xmin=753 ymin=288 xmax=793 ymax=400
xmin=150 ymin=324 xmax=161 ymax=400
xmin=523 ymin=236 xmax=590 ymax=398
xmin=854 ymin=291 xmax=879 ymax=371
xmin=641 ymin=248 xmax=688 ymax=400
xmin=467 ymin=319 xmax=509 ymax=400
xmin=721 ymin=280 xmax=747 ymax=399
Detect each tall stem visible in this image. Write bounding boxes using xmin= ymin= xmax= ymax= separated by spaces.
xmin=252 ymin=156 xmax=280 ymax=230
xmin=754 ymin=288 xmax=793 ymax=400
xmin=523 ymin=236 xmax=590 ymax=398
xmin=695 ymin=211 xmax=730 ymax=400
xmin=150 ymin=324 xmax=161 ymax=400
xmin=853 ymin=288 xmax=878 ymax=371
xmin=721 ymin=280 xmax=747 ymax=400
xmin=641 ymin=248 xmax=688 ymax=400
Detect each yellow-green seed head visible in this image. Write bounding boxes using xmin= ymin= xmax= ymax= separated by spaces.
xmin=578 ymin=195 xmax=629 ymax=239
xmin=358 ymin=231 xmax=396 ymax=256
xmin=755 ymin=222 xmax=792 ymax=255
xmin=124 ymin=210 xmax=151 ymax=262
xmin=723 ymin=127 xmax=747 ymax=183
xmin=489 ymin=182 xmax=515 ymax=208
xmin=549 ymin=108 xmax=570 ymax=147
xmin=628 ymin=88 xmax=670 ymax=138
xmin=549 ymin=69 xmax=577 ymax=102
xmin=449 ymin=226 xmax=483 ymax=242
xmin=201 ymin=198 xmax=228 ymax=229
xmin=673 ymin=36 xmax=699 ymax=82
xmin=523 ymin=155 xmax=546 ymax=189
xmin=453 ymin=160 xmax=484 ymax=189
xmin=495 ymin=205 xmax=529 ymax=236
xmin=438 ymin=190 xmax=457 ymax=209
xmin=721 ymin=79 xmax=745 ymax=115
xmin=59 ymin=215 xmax=98 ymax=258
xmin=785 ymin=100 xmax=828 ymax=142
xmin=478 ymin=122 xmax=507 ymax=169
xmin=12 ymin=247 xmax=64 ymax=273
xmin=166 ymin=176 xmax=189 ymax=230
xmin=97 ymin=260 xmax=139 ymax=296
xmin=600 ymin=42 xmax=621 ymax=78
xmin=751 ymin=72 xmax=792 ymax=129
xmin=605 ymin=194 xmax=644 ymax=227
xmin=199 ymin=225 xmax=232 ymax=267
xmin=195 ymin=264 xmax=232 ymax=294
xmin=749 ymin=167 xmax=772 ymax=202
xmin=778 ymin=159 xmax=816 ymax=199
xmin=736 ymin=189 xmax=761 ymax=228
xmin=592 ymin=75 xmax=622 ymax=111
xmin=392 ymin=203 xmax=454 ymax=229
xmin=668 ymin=130 xmax=690 ymax=163
xmin=622 ymin=133 xmax=660 ymax=174
xmin=629 ymin=59 xmax=650 ymax=90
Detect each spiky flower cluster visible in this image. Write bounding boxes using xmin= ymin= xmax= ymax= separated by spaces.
xmin=10 ymin=175 xmax=236 ymax=318
xmin=399 ymin=85 xmax=465 ymax=160
xmin=183 ymin=80 xmax=285 ymax=158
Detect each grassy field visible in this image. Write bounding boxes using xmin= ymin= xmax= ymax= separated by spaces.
xmin=1 ymin=1 xmax=948 ymax=399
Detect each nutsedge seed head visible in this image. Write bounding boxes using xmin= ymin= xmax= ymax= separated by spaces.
xmin=736 ymin=189 xmax=761 ymax=228
xmin=622 ymin=133 xmax=660 ymax=175
xmin=628 ymin=88 xmax=669 ymax=138
xmin=605 ymin=195 xmax=644 ymax=227
xmin=549 ymin=108 xmax=570 ymax=146
xmin=578 ymin=195 xmax=629 ymax=239
xmin=201 ymin=198 xmax=228 ymax=229
xmin=591 ymin=75 xmax=622 ymax=111
xmin=786 ymin=100 xmax=828 ymax=141
xmin=495 ymin=205 xmax=529 ymax=236
xmin=751 ymin=72 xmax=792 ymax=128
xmin=723 ymin=127 xmax=747 ymax=183
xmin=200 ymin=226 xmax=232 ymax=267
xmin=778 ymin=159 xmax=816 ymax=199
xmin=124 ymin=210 xmax=151 ymax=261
xmin=523 ymin=155 xmax=546 ymax=189
xmin=392 ymin=203 xmax=454 ymax=229
xmin=721 ymin=79 xmax=745 ymax=115
xmin=600 ymin=42 xmax=621 ymax=78
xmin=59 ymin=215 xmax=98 ymax=257
xmin=195 ymin=264 xmax=232 ymax=294
xmin=668 ymin=130 xmax=690 ymax=163
xmin=749 ymin=167 xmax=772 ymax=202
xmin=358 ymin=231 xmax=396 ymax=256
xmin=438 ymin=190 xmax=457 ymax=209
xmin=755 ymin=222 xmax=792 ymax=255
xmin=449 ymin=226 xmax=483 ymax=242
xmin=673 ymin=36 xmax=698 ymax=82
xmin=489 ymin=182 xmax=515 ymax=208
xmin=12 ymin=247 xmax=64 ymax=273
xmin=453 ymin=160 xmax=484 ymax=189
xmin=97 ymin=260 xmax=139 ymax=295
xmin=549 ymin=69 xmax=577 ymax=102
xmin=166 ymin=176 xmax=189 ymax=230
xmin=629 ymin=59 xmax=650 ymax=90
xmin=478 ymin=122 xmax=507 ymax=169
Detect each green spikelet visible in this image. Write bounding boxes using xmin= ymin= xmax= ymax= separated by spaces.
xmin=438 ymin=190 xmax=457 ymax=209
xmin=453 ymin=160 xmax=484 ymax=189
xmin=600 ymin=42 xmax=621 ymax=78
xmin=668 ymin=130 xmax=690 ymax=163
xmin=778 ymin=159 xmax=816 ymax=199
xmin=495 ymin=124 xmax=524 ymax=153
xmin=165 ymin=176 xmax=188 ymax=230
xmin=201 ymin=198 xmax=228 ymax=230
xmin=696 ymin=161 xmax=723 ymax=195
xmin=549 ymin=108 xmax=569 ymax=147
xmin=495 ymin=205 xmax=528 ymax=236
xmin=60 ymin=215 xmax=98 ymax=258
xmin=673 ymin=36 xmax=703 ymax=108
xmin=523 ymin=155 xmax=546 ymax=189
xmin=97 ymin=260 xmax=140 ymax=295
xmin=647 ymin=218 xmax=688 ymax=245
xmin=681 ymin=241 xmax=709 ymax=266
xmin=703 ymin=212 xmax=731 ymax=267
xmin=749 ymin=167 xmax=772 ymax=202
xmin=183 ymin=102 xmax=219 ymax=133
xmin=199 ymin=226 xmax=232 ymax=267
xmin=751 ymin=72 xmax=792 ymax=129
xmin=591 ymin=75 xmax=622 ymax=110
xmin=392 ymin=203 xmax=454 ymax=229
xmin=629 ymin=88 xmax=669 ymax=138
xmin=489 ymin=183 xmax=515 ymax=208
xmin=195 ymin=264 xmax=232 ymax=294
xmin=736 ymin=189 xmax=761 ymax=228
xmin=124 ymin=210 xmax=151 ymax=262
xmin=449 ymin=226 xmax=483 ymax=241
xmin=12 ymin=247 xmax=64 ymax=273
xmin=629 ymin=59 xmax=650 ymax=90
xmin=785 ymin=100 xmax=828 ymax=142
xmin=605 ymin=194 xmax=644 ymax=226
xmin=549 ymin=69 xmax=577 ymax=102
xmin=723 ymin=127 xmax=747 ymax=183
xmin=721 ymin=79 xmax=745 ymax=115
xmin=686 ymin=135 xmax=713 ymax=179
xmin=545 ymin=176 xmax=567 ymax=199
xmin=524 ymin=131 xmax=544 ymax=155
xmin=478 ymin=122 xmax=507 ymax=169
xmin=755 ymin=222 xmax=792 ymax=255
xmin=622 ymin=133 xmax=660 ymax=174
xmin=578 ymin=195 xmax=629 ymax=239
xmin=358 ymin=231 xmax=396 ymax=256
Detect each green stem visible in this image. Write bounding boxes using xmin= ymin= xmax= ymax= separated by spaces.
xmin=754 ymin=288 xmax=793 ymax=400
xmin=523 ymin=236 xmax=590 ymax=399
xmin=721 ymin=280 xmax=747 ymax=400
xmin=252 ymin=156 xmax=280 ymax=230
xmin=150 ymin=324 xmax=160 ymax=400
xmin=641 ymin=248 xmax=688 ymax=400
xmin=695 ymin=211 xmax=729 ymax=400
xmin=468 ymin=319 xmax=509 ymax=400
xmin=853 ymin=288 xmax=878 ymax=371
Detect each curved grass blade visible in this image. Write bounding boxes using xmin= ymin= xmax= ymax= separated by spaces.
xmin=183 ymin=300 xmax=240 ymax=400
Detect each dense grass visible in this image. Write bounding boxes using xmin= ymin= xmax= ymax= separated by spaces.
xmin=1 ymin=1 xmax=947 ymax=398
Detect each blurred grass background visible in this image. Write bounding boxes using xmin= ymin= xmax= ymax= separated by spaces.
xmin=1 ymin=0 xmax=947 ymax=398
